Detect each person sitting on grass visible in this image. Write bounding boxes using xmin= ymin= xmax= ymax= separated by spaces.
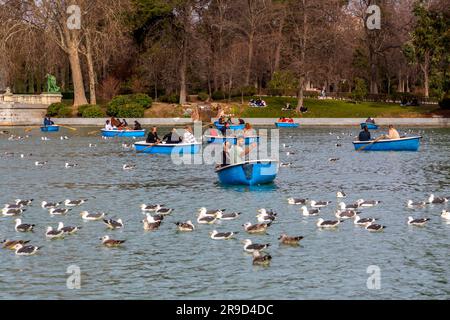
xmin=358 ymin=124 xmax=371 ymax=142
xmin=300 ymin=106 xmax=308 ymax=113
xmin=146 ymin=127 xmax=161 ymax=144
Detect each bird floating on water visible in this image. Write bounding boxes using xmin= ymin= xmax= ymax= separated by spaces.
xmin=45 ymin=226 xmax=65 ymax=239
xmin=278 ymin=234 xmax=303 ymax=245
xmin=365 ymin=223 xmax=386 ymax=232
xmin=41 ymin=201 xmax=60 ymax=209
xmin=13 ymin=243 xmax=41 ymax=256
xmin=335 ymin=210 xmax=359 ymax=219
xmin=175 ymin=221 xmax=195 ymax=232
xmin=57 ymin=222 xmax=81 ymax=235
xmin=336 ymin=191 xmax=346 ymax=198
xmin=49 ymin=208 xmax=70 ymax=216
xmin=210 ymin=230 xmax=237 ymax=240
xmin=301 ymin=206 xmax=320 ymax=216
xmin=287 ymin=198 xmax=308 ymax=205
xmin=35 ymin=161 xmax=47 ymax=167
xmin=142 ymin=219 xmax=161 ymax=231
xmin=216 ymin=211 xmax=241 ymax=220
xmin=103 ymin=218 xmax=124 ymax=230
xmin=15 ymin=199 xmax=33 ymax=206
xmin=15 ymin=219 xmax=35 ymax=232
xmin=338 ymin=202 xmax=359 ymax=210
xmin=80 ymin=211 xmax=105 ymax=221
xmin=427 ymin=194 xmax=448 ymax=204
xmin=252 ymin=251 xmax=272 ymax=266
xmin=123 ymin=164 xmax=136 ymax=171
xmin=242 ymin=222 xmax=271 ymax=234
xmin=2 ymin=208 xmax=24 ymax=216
xmin=408 ymin=216 xmax=430 ymax=227
xmin=310 ymin=200 xmax=331 ymax=208
xmin=141 ymin=204 xmax=164 ymax=212
xmin=100 ymin=236 xmax=125 ymax=247
xmin=1 ymin=240 xmax=30 ymax=250
xmin=441 ymin=210 xmax=450 ymax=220
xmin=65 ymin=163 xmax=78 ymax=168
xmin=242 ymin=239 xmax=270 ymax=253
xmin=354 ymin=216 xmax=377 ymax=227
xmin=197 ymin=213 xmax=217 ymax=224
xmin=198 ymin=207 xmax=224 ymax=217
xmin=407 ymin=200 xmax=426 ymax=208
xmin=317 ymin=218 xmax=342 ymax=229
xmin=356 ymin=199 xmax=381 ymax=207
xmin=65 ymin=199 xmax=88 ymax=207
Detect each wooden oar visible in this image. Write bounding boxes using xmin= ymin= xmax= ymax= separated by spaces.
xmin=24 ymin=126 xmax=40 ymax=133
xmin=356 ymin=136 xmax=384 ymax=152
xmin=59 ymin=125 xmax=77 ymax=131
xmin=88 ymin=130 xmax=99 ymax=135
xmin=136 ymin=142 xmax=159 ymax=154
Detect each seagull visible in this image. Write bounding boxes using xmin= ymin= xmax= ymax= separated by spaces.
xmin=278 ymin=234 xmax=304 ymax=245
xmin=197 ymin=213 xmax=217 ymax=225
xmin=441 ymin=210 xmax=450 ymax=220
xmin=310 ymin=200 xmax=331 ymax=208
xmin=64 ymin=199 xmax=88 ymax=207
xmin=335 ymin=210 xmax=359 ymax=219
xmin=280 ymin=162 xmax=293 ymax=167
xmin=301 ymin=206 xmax=320 ymax=216
xmin=142 ymin=219 xmax=161 ymax=231
xmin=287 ymin=198 xmax=308 ymax=205
xmin=1 ymin=240 xmax=30 ymax=250
xmin=242 ymin=239 xmax=270 ymax=253
xmin=41 ymin=201 xmax=60 ymax=209
xmin=60 ymin=136 xmax=69 ymax=140
xmin=65 ymin=163 xmax=78 ymax=168
xmin=252 ymin=251 xmax=272 ymax=266
xmin=156 ymin=207 xmax=173 ymax=215
xmin=242 ymin=222 xmax=271 ymax=234
xmin=13 ymin=244 xmax=41 ymax=256
xmin=256 ymin=212 xmax=276 ymax=223
xmin=198 ymin=207 xmax=225 ymax=217
xmin=100 ymin=236 xmax=125 ymax=247
xmin=89 ymin=144 xmax=97 ymax=148
xmin=103 ymin=218 xmax=124 ymax=230
xmin=80 ymin=211 xmax=105 ymax=221
xmin=335 ymin=143 xmax=342 ymax=147
xmin=45 ymin=226 xmax=65 ymax=239
xmin=15 ymin=199 xmax=34 ymax=206
xmin=49 ymin=208 xmax=70 ymax=216
xmin=365 ymin=224 xmax=386 ymax=232
xmin=216 ymin=212 xmax=241 ymax=220
xmin=328 ymin=158 xmax=340 ymax=162
xmin=15 ymin=219 xmax=35 ymax=232
xmin=408 ymin=216 xmax=430 ymax=227
xmin=57 ymin=222 xmax=81 ymax=235
xmin=2 ymin=208 xmax=24 ymax=216
xmin=122 ymin=143 xmax=133 ymax=149
xmin=210 ymin=230 xmax=238 ymax=240
xmin=407 ymin=200 xmax=426 ymax=208
xmin=286 ymin=152 xmax=295 ymax=156
xmin=4 ymin=203 xmax=23 ymax=209
xmin=282 ymin=143 xmax=292 ymax=149
xmin=141 ymin=204 xmax=164 ymax=212
xmin=35 ymin=161 xmax=47 ymax=167
xmin=123 ymin=164 xmax=136 ymax=171
xmin=354 ymin=216 xmax=377 ymax=227
xmin=41 ymin=137 xmax=50 ymax=141
xmin=336 ymin=191 xmax=346 ymax=198
xmin=338 ymin=202 xmax=359 ymax=210
xmin=356 ymin=199 xmax=381 ymax=207
xmin=145 ymin=214 xmax=164 ymax=223
xmin=316 ymin=218 xmax=342 ymax=229
xmin=175 ymin=221 xmax=195 ymax=232
xmin=427 ymin=194 xmax=448 ymax=204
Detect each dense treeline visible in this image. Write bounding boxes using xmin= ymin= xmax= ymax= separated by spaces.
xmin=0 ymin=0 xmax=448 ymax=110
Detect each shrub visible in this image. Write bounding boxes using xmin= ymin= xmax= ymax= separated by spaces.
xmin=351 ymin=78 xmax=368 ymax=102
xmin=107 ymin=95 xmax=129 ymax=116
xmin=130 ymin=93 xmax=152 ymax=109
xmin=116 ymin=103 xmax=145 ymax=118
xmin=268 ymin=72 xmax=298 ymax=96
xmin=47 ymin=102 xmax=66 ymax=117
xmin=439 ymin=93 xmax=450 ymax=110
xmin=77 ymin=104 xmax=92 ymax=117
xmin=82 ymin=105 xmax=105 ymax=118
xmin=239 ymin=86 xmax=257 ymax=97
xmin=160 ymin=94 xmax=179 ymax=104
xmin=57 ymin=106 xmax=73 ymax=117
xmin=198 ymin=92 xmax=209 ymax=101
xmin=212 ymin=90 xmax=226 ymax=100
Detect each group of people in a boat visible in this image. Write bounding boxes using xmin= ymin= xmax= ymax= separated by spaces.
xmin=43 ymin=116 xmax=55 ymax=126
xmin=359 ymin=122 xmax=401 ymax=141
xmin=278 ymin=117 xmax=294 ymax=123
xmin=217 ymin=116 xmax=246 ymax=125
xmin=146 ymin=126 xmax=197 ymax=145
xmin=104 ymin=118 xmax=142 ymax=131
xmin=208 ymin=122 xmax=256 ymax=137
xmin=220 ymin=137 xmax=257 ymax=167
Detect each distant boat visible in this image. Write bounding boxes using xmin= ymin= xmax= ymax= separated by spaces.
xmin=214 ymin=122 xmax=245 ymax=130
xmin=134 ymin=142 xmax=202 ymax=154
xmin=204 ymin=135 xmax=260 ymax=145
xmin=361 ymin=123 xmax=379 ymax=130
xmin=40 ymin=125 xmax=60 ymax=132
xmin=215 ymin=160 xmax=279 ymax=185
xmin=101 ymin=129 xmax=145 ymax=138
xmin=353 ymin=136 xmax=422 ymax=151
xmin=275 ymin=122 xmax=299 ymax=128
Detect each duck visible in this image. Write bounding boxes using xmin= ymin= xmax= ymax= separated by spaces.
xmin=175 ymin=221 xmax=195 ymax=232
xmin=278 ymin=234 xmax=304 ymax=245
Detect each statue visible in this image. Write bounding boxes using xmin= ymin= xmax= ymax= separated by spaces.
xmin=5 ymin=87 xmax=12 ymax=95
xmin=45 ymin=74 xmax=60 ymax=93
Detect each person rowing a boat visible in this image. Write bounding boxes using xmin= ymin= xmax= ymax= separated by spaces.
xmin=146 ymin=127 xmax=161 ymax=144
xmin=163 ymin=128 xmax=182 ymax=144
xmin=358 ymin=124 xmax=371 ymax=141
xmin=43 ymin=116 xmax=54 ymax=127
xmin=365 ymin=117 xmax=376 ymax=124
xmin=229 ymin=136 xmax=257 ymax=164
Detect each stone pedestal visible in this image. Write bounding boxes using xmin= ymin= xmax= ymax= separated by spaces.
xmin=40 ymin=93 xmax=63 ymax=105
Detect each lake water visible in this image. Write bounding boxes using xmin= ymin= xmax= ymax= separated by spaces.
xmin=0 ymin=126 xmax=449 ymax=300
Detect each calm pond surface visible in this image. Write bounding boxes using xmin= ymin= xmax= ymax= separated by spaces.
xmin=0 ymin=126 xmax=449 ymax=300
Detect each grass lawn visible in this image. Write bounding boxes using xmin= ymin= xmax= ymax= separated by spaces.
xmin=228 ymin=96 xmax=442 ymax=118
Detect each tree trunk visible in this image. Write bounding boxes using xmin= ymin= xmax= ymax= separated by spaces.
xmin=245 ymin=32 xmax=254 ymax=86
xmin=179 ymin=37 xmax=188 ymax=105
xmin=68 ymin=45 xmax=88 ymax=107
xmin=421 ymin=51 xmax=430 ymax=98
xmin=296 ymin=0 xmax=307 ymax=113
xmin=297 ymin=76 xmax=305 ymax=110
xmin=273 ymin=12 xmax=285 ymax=74
xmin=85 ymin=34 xmax=97 ymax=105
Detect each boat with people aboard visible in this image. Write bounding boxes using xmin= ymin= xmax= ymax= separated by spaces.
xmin=134 ymin=141 xmax=202 ymax=154
xmin=101 ymin=129 xmax=146 ymax=138
xmin=214 ymin=121 xmax=245 ymax=130
xmin=215 ymin=160 xmax=279 ymax=186
xmin=360 ymin=123 xmax=379 ymax=130
xmin=204 ymin=135 xmax=260 ymax=145
xmin=353 ymin=136 xmax=422 ymax=151
xmin=40 ymin=125 xmax=60 ymax=132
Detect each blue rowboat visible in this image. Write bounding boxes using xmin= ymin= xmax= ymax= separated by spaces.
xmin=40 ymin=125 xmax=60 ymax=132
xmin=214 ymin=122 xmax=245 ymax=130
xmin=275 ymin=122 xmax=299 ymax=128
xmin=361 ymin=123 xmax=379 ymax=130
xmin=215 ymin=160 xmax=279 ymax=186
xmin=101 ymin=129 xmax=145 ymax=138
xmin=134 ymin=141 xmax=201 ymax=155
xmin=353 ymin=136 xmax=422 ymax=151
xmin=204 ymin=135 xmax=260 ymax=145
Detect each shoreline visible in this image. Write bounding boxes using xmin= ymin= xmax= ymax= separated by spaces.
xmin=1 ymin=117 xmax=449 ymax=127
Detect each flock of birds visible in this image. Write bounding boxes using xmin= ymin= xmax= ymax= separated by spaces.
xmin=1 ymin=191 xmax=448 ymax=266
